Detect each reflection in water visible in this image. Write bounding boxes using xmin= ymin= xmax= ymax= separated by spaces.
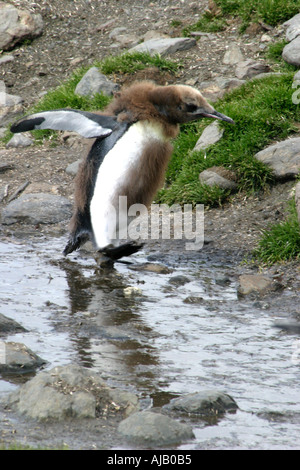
xmin=58 ymin=254 xmax=161 ymax=395
xmin=1 ymin=236 xmax=300 ymax=448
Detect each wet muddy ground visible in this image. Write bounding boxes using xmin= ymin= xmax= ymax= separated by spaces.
xmin=0 ymin=227 xmax=299 ymax=450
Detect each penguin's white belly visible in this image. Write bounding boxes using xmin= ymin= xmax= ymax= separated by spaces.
xmin=90 ymin=121 xmax=165 ymax=250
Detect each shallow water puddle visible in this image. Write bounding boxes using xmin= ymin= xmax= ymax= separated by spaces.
xmin=0 ymin=236 xmax=300 ymax=449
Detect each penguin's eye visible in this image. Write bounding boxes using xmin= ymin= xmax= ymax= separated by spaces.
xmin=186 ymin=103 xmax=198 ymax=113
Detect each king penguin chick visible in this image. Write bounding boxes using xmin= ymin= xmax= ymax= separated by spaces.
xmin=11 ymin=81 xmax=234 ymax=265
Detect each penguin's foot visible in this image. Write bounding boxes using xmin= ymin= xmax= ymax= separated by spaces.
xmin=94 ymin=251 xmax=115 ymax=268
xmin=98 ymin=241 xmax=144 ymax=261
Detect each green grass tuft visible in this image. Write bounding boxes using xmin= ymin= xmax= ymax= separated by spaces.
xmin=215 ymin=0 xmax=300 ymax=28
xmin=157 ymin=73 xmax=300 ymax=207
xmin=253 ymin=201 xmax=300 ymax=264
xmin=98 ymin=52 xmax=180 ymax=75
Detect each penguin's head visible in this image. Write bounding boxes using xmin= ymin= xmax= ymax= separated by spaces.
xmin=149 ymin=84 xmax=234 ymax=125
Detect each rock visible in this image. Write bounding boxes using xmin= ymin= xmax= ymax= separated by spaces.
xmin=254 ymin=137 xmax=300 ymax=180
xmin=199 ymin=166 xmax=237 ymax=190
xmin=282 ymin=36 xmax=300 ymax=67
xmin=65 ymin=159 xmax=82 ymax=176
xmin=183 ymin=296 xmax=204 ymax=304
xmin=193 ymin=121 xmax=224 ymax=151
xmin=0 ymin=91 xmax=23 ymax=107
xmin=128 ymin=37 xmax=196 ymax=57
xmin=5 ymin=364 xmax=139 ymax=421
xmin=118 ymin=411 xmax=194 ymax=447
xmin=163 ymin=390 xmax=238 ymax=417
xmin=223 ymin=44 xmax=244 ymax=65
xmin=129 ymin=262 xmax=173 ymax=274
xmin=6 ymin=134 xmax=33 ymax=148
xmin=0 ymin=3 xmax=43 ymax=51
xmin=110 ymin=30 xmax=140 ymax=48
xmin=235 ymin=59 xmax=270 ymax=80
xmin=295 ymin=181 xmax=300 ymax=225
xmin=168 ymin=275 xmax=190 ymax=286
xmin=285 ymin=24 xmax=300 ymax=42
xmin=238 ymin=274 xmax=275 ymax=296
xmin=261 ymin=34 xmax=272 ymax=43
xmin=0 ymin=313 xmax=27 ymax=335
xmin=0 ymin=162 xmax=14 ymax=172
xmin=0 ymin=54 xmax=14 ymax=65
xmin=108 ymin=26 xmax=127 ymax=39
xmin=0 ymin=82 xmax=24 ymax=126
xmin=123 ymin=286 xmax=143 ymax=297
xmin=0 ymin=341 xmax=46 ymax=374
xmin=75 ymin=67 xmax=119 ymax=97
xmin=1 ymin=193 xmax=72 ymax=225
xmin=0 ymin=127 xmax=7 ymax=138
xmin=283 ymin=13 xmax=300 ymax=28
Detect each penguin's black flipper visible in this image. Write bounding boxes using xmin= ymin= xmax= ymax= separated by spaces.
xmin=99 ymin=242 xmax=144 ymax=261
xmin=11 ymin=109 xmax=118 ymax=139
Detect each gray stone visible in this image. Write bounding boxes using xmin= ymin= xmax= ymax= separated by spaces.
xmin=118 ymin=411 xmax=194 ymax=447
xmin=163 ymin=390 xmax=238 ymax=416
xmin=282 ymin=36 xmax=300 ymax=67
xmin=193 ymin=121 xmax=224 ymax=151
xmin=283 ymin=13 xmax=300 ymax=28
xmin=254 ymin=137 xmax=300 ymax=179
xmin=238 ymin=274 xmax=274 ymax=296
xmin=129 ymin=262 xmax=173 ymax=274
xmin=109 ymin=27 xmax=127 ymax=39
xmin=65 ymin=159 xmax=82 ymax=176
xmin=0 ymin=54 xmax=14 ymax=65
xmin=286 ymin=24 xmax=300 ymax=42
xmin=5 ymin=364 xmax=139 ymax=421
xmin=0 ymin=92 xmax=23 ymax=107
xmin=223 ymin=44 xmax=244 ymax=65
xmin=295 ymin=181 xmax=300 ymax=225
xmin=75 ymin=67 xmax=119 ymax=97
xmin=1 ymin=193 xmax=72 ymax=225
xmin=235 ymin=59 xmax=270 ymax=80
xmin=0 ymin=313 xmax=27 ymax=335
xmin=168 ymin=275 xmax=190 ymax=286
xmin=128 ymin=37 xmax=196 ymax=57
xmin=0 ymin=341 xmax=46 ymax=374
xmin=0 ymin=3 xmax=43 ymax=51
xmin=199 ymin=166 xmax=237 ymax=190
xmin=6 ymin=134 xmax=33 ymax=148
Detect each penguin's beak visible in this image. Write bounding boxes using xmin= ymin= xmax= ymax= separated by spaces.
xmin=198 ymin=109 xmax=235 ymax=124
